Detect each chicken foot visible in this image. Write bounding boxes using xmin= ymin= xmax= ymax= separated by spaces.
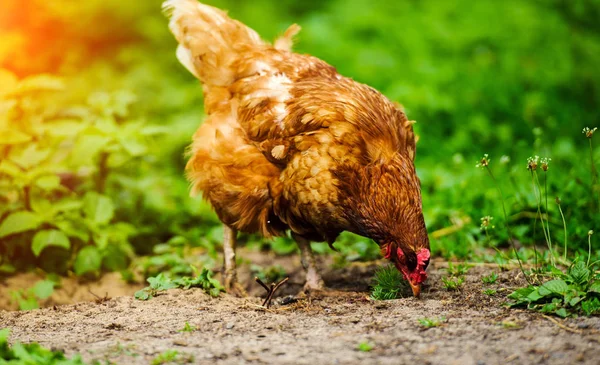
xmin=293 ymin=233 xmax=325 ymax=291
xmin=223 ymin=225 xmax=246 ymax=297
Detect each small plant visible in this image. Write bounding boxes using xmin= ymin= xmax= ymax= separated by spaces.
xmin=356 ymin=341 xmax=374 ymax=352
xmin=370 ymin=265 xmax=409 ymax=300
xmin=0 ymin=328 xmax=88 ymax=364
xmin=10 ymin=279 xmax=55 ymax=310
xmin=442 ymin=276 xmax=464 ymax=291
xmin=151 ymin=349 xmax=193 ymax=365
xmin=482 ymin=272 xmax=498 ymax=284
xmin=135 ymin=267 xmax=224 ymax=300
xmin=417 ymin=316 xmax=446 ymax=328
xmin=445 ymin=262 xmax=471 ymax=277
xmin=483 ymin=289 xmax=497 ymax=296
xmin=508 ymin=260 xmax=600 ymax=317
xmin=178 ymin=322 xmax=197 ymax=333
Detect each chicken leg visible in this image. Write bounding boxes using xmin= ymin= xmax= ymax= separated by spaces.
xmin=223 ymin=225 xmax=246 ymax=296
xmin=293 ymin=233 xmax=324 ymax=291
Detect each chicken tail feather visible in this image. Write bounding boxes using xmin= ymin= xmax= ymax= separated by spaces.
xmin=163 ymin=0 xmax=264 ymax=86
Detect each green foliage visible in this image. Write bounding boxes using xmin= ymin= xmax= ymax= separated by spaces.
xmin=178 ymin=322 xmax=197 ymax=333
xmin=508 ymin=260 xmax=600 ymax=317
xmin=356 ymin=342 xmax=373 ymax=352
xmin=417 ymin=316 xmax=446 ymax=328
xmin=483 ymin=289 xmax=497 ymax=296
xmin=10 ymin=280 xmax=55 ymax=310
xmin=251 ymin=264 xmax=286 ymax=284
xmin=442 ymin=276 xmax=465 ymax=291
xmin=370 ymin=265 xmax=409 ymax=300
xmin=135 ymin=267 xmax=224 ymax=300
xmin=482 ymin=272 xmax=498 ymax=284
xmin=0 ymin=328 xmax=89 ymax=364
xmin=151 ymin=350 xmax=193 ymax=365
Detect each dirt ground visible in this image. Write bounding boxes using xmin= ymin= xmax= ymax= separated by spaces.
xmin=1 ymin=253 xmax=600 ymax=365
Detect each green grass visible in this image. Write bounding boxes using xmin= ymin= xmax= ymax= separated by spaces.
xmin=370 ymin=265 xmax=409 ymax=300
xmin=417 ymin=316 xmax=446 ymax=328
xmin=0 ymin=328 xmax=89 ymax=364
xmin=481 ymin=272 xmax=498 ymax=284
xmin=442 ymin=276 xmax=464 ymax=291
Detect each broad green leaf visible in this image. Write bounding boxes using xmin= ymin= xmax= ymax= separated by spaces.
xmin=83 ymin=192 xmax=114 ymax=225
xmin=35 ymin=175 xmax=61 ymax=191
xmin=589 ymin=281 xmax=600 ymax=294
xmin=30 ymin=195 xmax=53 ymax=217
xmin=0 ymin=328 xmax=9 ymax=342
xmin=9 ymin=144 xmax=52 ymax=169
xmin=10 ymin=74 xmax=64 ymax=95
xmin=538 ymin=279 xmax=569 ymax=296
xmin=526 ymin=289 xmax=543 ymax=302
xmin=0 ymin=159 xmax=24 ymax=178
xmin=54 ymin=219 xmax=89 ymax=242
xmin=0 ymin=128 xmax=32 ymax=145
xmin=0 ymin=211 xmax=42 ymax=238
xmin=43 ymin=119 xmax=88 ymax=137
xmin=51 ymin=199 xmax=83 ymax=213
xmin=147 ymin=273 xmax=178 ymax=291
xmin=73 ymin=246 xmax=102 ymax=276
xmin=31 ymin=229 xmax=70 ymax=256
xmin=134 ymin=289 xmax=151 ymax=300
xmin=555 ymin=308 xmax=568 ymax=318
xmin=32 ymin=280 xmax=55 ymax=300
xmin=568 ymin=261 xmax=590 ymax=286
xmin=119 ymin=137 xmax=147 ymax=156
xmin=69 ymin=134 xmax=111 ymax=166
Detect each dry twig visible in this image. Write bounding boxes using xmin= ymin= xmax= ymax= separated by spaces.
xmin=255 ymin=277 xmax=289 ymax=308
xmin=541 ymin=314 xmax=583 ymax=334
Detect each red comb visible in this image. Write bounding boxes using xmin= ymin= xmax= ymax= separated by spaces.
xmin=409 ymin=248 xmax=430 ymax=284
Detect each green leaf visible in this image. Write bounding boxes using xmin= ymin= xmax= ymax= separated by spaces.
xmin=43 ymin=119 xmax=88 ymax=137
xmin=54 ymin=219 xmax=89 ymax=242
xmin=69 ymin=134 xmax=111 ymax=166
xmin=32 ymin=280 xmax=55 ymax=300
xmin=147 ymin=273 xmax=177 ymax=291
xmin=31 ymin=229 xmax=70 ymax=256
xmin=555 ymin=308 xmax=568 ymax=318
xmin=588 ymin=281 xmax=600 ymax=294
xmin=568 ymin=261 xmax=591 ymax=286
xmin=0 ymin=327 xmax=9 ymax=342
xmin=526 ymin=289 xmax=543 ymax=302
xmin=35 ymin=175 xmax=61 ymax=191
xmin=83 ymin=192 xmax=114 ymax=225
xmin=11 ymin=74 xmax=65 ymax=95
xmin=9 ymin=144 xmax=52 ymax=170
xmin=0 ymin=128 xmax=32 ymax=145
xmin=0 ymin=159 xmax=24 ymax=178
xmin=73 ymin=246 xmax=102 ymax=276
xmin=134 ymin=289 xmax=151 ymax=300
xmin=538 ymin=280 xmax=568 ymax=296
xmin=0 ymin=211 xmax=42 ymax=238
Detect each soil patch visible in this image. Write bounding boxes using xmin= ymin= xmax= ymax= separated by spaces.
xmin=1 ymin=257 xmax=599 ymax=365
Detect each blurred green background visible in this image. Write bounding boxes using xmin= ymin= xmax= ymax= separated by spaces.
xmin=1 ymin=0 xmax=599 ymax=281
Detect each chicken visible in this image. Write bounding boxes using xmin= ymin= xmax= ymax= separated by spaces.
xmin=163 ymin=0 xmax=430 ymax=297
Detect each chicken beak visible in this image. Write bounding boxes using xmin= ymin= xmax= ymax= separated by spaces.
xmin=409 ymin=282 xmax=421 ymax=298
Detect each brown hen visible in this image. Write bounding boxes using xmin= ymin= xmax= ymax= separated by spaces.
xmin=164 ymin=0 xmax=430 ymax=297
